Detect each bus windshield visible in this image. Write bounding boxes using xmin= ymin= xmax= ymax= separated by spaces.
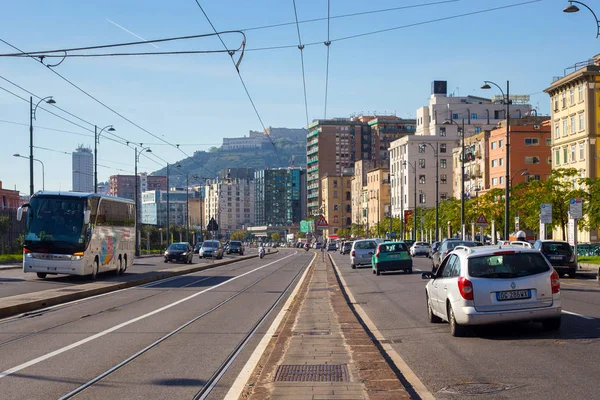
xmin=24 ymin=196 xmax=87 ymax=252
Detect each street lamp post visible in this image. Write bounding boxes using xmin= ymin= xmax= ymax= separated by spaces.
xmin=444 ymin=119 xmax=466 ymax=238
xmin=94 ymin=125 xmax=116 ymax=193
xmin=420 ymin=142 xmax=440 ymax=241
xmin=403 ymin=160 xmax=418 ymax=241
xmin=30 ymin=96 xmax=56 ymax=196
xmin=563 ymin=1 xmax=600 ymax=38
xmin=176 ymin=165 xmax=190 ymax=243
xmin=482 ymin=80 xmax=510 ymax=239
xmin=14 ymin=154 xmax=44 ymax=191
xmin=133 ymin=144 xmax=152 ymax=257
xmin=510 ymin=169 xmax=530 ymax=188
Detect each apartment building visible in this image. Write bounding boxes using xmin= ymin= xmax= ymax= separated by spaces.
xmin=351 ymin=160 xmax=381 ymax=231
xmin=366 ymin=168 xmax=391 ymax=234
xmin=72 ymin=146 xmax=93 ymax=193
xmin=254 ymin=168 xmax=306 ymax=226
xmin=544 ymin=54 xmax=600 ymax=242
xmin=451 ymin=130 xmax=490 ymax=199
xmin=141 ymin=189 xmax=198 ymax=227
xmin=320 ymin=172 xmax=352 ymax=238
xmin=204 ymin=178 xmax=254 ymax=238
xmin=109 ymin=174 xmax=167 ymax=200
xmin=0 ymin=181 xmax=20 ymax=209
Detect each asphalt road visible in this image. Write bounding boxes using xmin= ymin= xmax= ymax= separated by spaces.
xmin=0 ymin=249 xmax=260 ymax=299
xmin=329 ymin=251 xmax=600 ymax=400
xmin=0 ymin=249 xmax=311 ymax=400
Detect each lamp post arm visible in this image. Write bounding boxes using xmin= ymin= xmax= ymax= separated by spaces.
xmin=569 ymin=1 xmax=600 ymax=37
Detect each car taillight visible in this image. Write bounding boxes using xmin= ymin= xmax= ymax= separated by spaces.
xmin=568 ymin=253 xmax=575 ymax=262
xmin=443 ymin=250 xmax=449 ymax=258
xmin=351 ymin=250 xmax=355 ymax=257
xmin=458 ymin=277 xmax=474 ymax=300
xmin=551 ymin=270 xmax=560 ymax=294
xmin=375 ymin=251 xmax=379 ymax=258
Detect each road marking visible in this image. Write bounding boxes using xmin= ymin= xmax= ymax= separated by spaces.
xmin=223 ymin=252 xmax=314 ymax=400
xmin=562 ymin=310 xmax=594 ymax=320
xmin=330 ymin=256 xmax=435 ymax=400
xmin=0 ymin=252 xmax=297 ymax=380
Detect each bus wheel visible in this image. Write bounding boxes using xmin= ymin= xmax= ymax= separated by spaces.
xmin=37 ymin=272 xmax=47 ymax=279
xmin=114 ymin=257 xmax=122 ymax=276
xmin=121 ymin=256 xmax=128 ymax=275
xmin=91 ymin=259 xmax=99 ymax=280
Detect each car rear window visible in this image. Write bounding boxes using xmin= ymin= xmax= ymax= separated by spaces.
xmin=541 ymin=242 xmax=571 ymax=255
xmin=468 ymin=253 xmax=550 ymax=279
xmin=168 ymin=244 xmax=187 ymax=250
xmin=446 ymin=241 xmax=476 ymax=250
xmin=355 ymin=241 xmax=377 ymax=250
xmin=379 ymin=243 xmax=408 ymax=253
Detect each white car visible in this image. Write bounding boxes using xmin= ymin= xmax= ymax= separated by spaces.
xmin=410 ymin=241 xmax=431 ymax=257
xmin=422 ymin=245 xmax=562 ymax=337
xmin=350 ymin=239 xmax=378 ymax=269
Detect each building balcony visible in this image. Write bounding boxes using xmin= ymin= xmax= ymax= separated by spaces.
xmin=307 ymin=147 xmax=318 ymax=156
xmin=308 ymin=157 xmax=318 ymax=165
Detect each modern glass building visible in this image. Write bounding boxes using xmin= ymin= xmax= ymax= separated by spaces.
xmin=254 ymin=168 xmax=306 ymax=226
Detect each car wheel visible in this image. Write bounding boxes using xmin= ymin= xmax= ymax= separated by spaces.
xmin=408 ymin=268 xmax=413 ymax=274
xmin=570 ymin=271 xmax=577 ymax=278
xmin=376 ymin=265 xmax=381 ymax=276
xmin=36 ymin=272 xmax=47 ymax=279
xmin=427 ymin=294 xmax=442 ymax=323
xmin=351 ymin=264 xmax=356 ymax=269
xmin=164 ymin=259 xmax=169 ymax=263
xmin=558 ymin=272 xmax=565 ymax=278
xmin=448 ymin=305 xmax=468 ymax=337
xmin=542 ymin=317 xmax=561 ymax=331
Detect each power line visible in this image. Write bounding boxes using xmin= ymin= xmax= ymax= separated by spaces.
xmin=292 ymin=0 xmax=309 ymax=127
xmin=324 ymin=0 xmax=331 ymax=119
xmin=32 ymin=145 xmax=152 ymax=172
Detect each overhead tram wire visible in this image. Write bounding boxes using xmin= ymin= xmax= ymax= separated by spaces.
xmin=324 ymin=0 xmax=331 ymax=119
xmin=292 ymin=0 xmax=309 ymax=127
xmin=192 ymin=0 xmax=283 ymax=167
xmin=244 ymin=0 xmax=543 ymax=52
xmin=31 ymin=145 xmax=145 ymax=173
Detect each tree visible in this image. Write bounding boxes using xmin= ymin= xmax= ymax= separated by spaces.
xmin=230 ymin=230 xmax=246 ymax=241
xmin=0 ymin=215 xmax=10 ymax=254
xmin=271 ymin=232 xmax=281 ymax=242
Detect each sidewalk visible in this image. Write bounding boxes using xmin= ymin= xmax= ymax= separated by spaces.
xmin=243 ymin=253 xmax=409 ymax=400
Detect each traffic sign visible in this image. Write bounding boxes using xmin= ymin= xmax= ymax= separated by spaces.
xmin=514 ymin=216 xmax=520 ymax=231
xmin=569 ymin=198 xmax=583 ymax=219
xmin=207 ymin=217 xmax=219 ymax=231
xmin=540 ymin=203 xmax=552 ymax=224
xmin=476 ymin=213 xmax=488 ymax=227
xmin=316 ymin=215 xmax=329 ymax=228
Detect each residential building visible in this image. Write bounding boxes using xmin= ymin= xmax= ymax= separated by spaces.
xmin=368 ymin=116 xmax=416 ymax=162
xmin=544 ymin=54 xmax=600 ymax=242
xmin=205 ymin=178 xmax=255 ymax=238
xmin=109 ymin=174 xmax=167 ymax=200
xmin=141 ymin=189 xmax=197 ymax=227
xmin=451 ymin=130 xmax=490 ymax=199
xmin=351 ymin=160 xmax=380 ymax=231
xmin=72 ymin=145 xmax=93 ymax=193
xmin=254 ymin=168 xmax=307 ymax=227
xmin=320 ymin=172 xmax=353 ymax=238
xmin=0 ymin=181 xmax=20 ymax=209
xmin=221 ymin=168 xmax=255 ymax=181
xmin=366 ymin=168 xmax=391 ymax=234
xmin=390 ymin=80 xmax=533 ymax=237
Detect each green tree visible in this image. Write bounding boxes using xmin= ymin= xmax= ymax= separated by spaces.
xmin=271 ymin=232 xmax=281 ymax=242
xmin=0 ymin=216 xmax=10 ymax=254
xmin=230 ymin=230 xmax=246 ymax=240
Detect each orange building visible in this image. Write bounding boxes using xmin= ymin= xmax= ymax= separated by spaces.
xmin=0 ymin=181 xmax=21 ymax=209
xmin=488 ymin=117 xmax=552 ymax=190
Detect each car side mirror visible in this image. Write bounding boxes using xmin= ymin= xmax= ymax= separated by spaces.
xmin=422 ymin=272 xmax=435 ymax=280
xmin=83 ymin=209 xmax=91 ymax=225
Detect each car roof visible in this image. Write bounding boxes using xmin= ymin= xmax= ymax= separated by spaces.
xmin=537 ymin=240 xmax=569 ymax=243
xmin=171 ymin=242 xmax=189 ymax=245
xmin=451 ymin=244 xmax=541 ymax=259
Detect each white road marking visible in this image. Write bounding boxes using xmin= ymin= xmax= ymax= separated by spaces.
xmin=0 ymin=253 xmax=296 ymax=380
xmin=562 ymin=310 xmax=594 ymax=320
xmin=224 ymin=252 xmax=315 ymax=400
xmin=330 ymin=256 xmax=435 ymax=400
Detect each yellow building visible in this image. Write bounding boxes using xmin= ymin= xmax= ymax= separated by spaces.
xmin=366 ymin=167 xmax=391 ymax=236
xmin=544 ymin=55 xmax=600 ymax=242
xmin=320 ymin=173 xmax=353 ymax=239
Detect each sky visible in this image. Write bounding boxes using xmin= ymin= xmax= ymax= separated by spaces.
xmin=0 ymin=0 xmax=597 ymax=194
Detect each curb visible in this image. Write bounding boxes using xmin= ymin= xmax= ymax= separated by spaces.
xmin=0 ymin=251 xmax=278 ymax=320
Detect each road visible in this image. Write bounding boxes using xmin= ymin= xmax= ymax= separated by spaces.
xmin=0 ymin=249 xmax=310 ymax=400
xmin=329 ymin=251 xmax=600 ymax=400
xmin=0 ymin=250 xmax=259 ymax=299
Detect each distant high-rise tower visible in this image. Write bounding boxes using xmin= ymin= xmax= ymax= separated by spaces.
xmin=72 ymin=145 xmax=93 ymax=192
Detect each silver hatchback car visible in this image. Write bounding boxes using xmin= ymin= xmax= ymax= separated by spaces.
xmin=422 ymin=244 xmax=562 ymax=337
xmin=350 ymin=239 xmax=378 ymax=269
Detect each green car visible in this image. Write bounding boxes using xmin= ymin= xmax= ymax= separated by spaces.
xmin=371 ymin=241 xmax=413 ymax=275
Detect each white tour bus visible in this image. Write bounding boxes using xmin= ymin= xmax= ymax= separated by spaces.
xmin=17 ymin=192 xmax=135 ymax=279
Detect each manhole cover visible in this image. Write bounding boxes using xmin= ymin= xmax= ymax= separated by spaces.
xmin=274 ymin=364 xmax=349 ymax=382
xmin=293 ymin=331 xmax=330 ymax=336
xmin=439 ymin=383 xmax=517 ymax=395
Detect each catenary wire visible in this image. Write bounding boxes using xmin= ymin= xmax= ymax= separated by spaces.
xmin=324 ymin=0 xmax=331 ymax=119
xmin=292 ymin=0 xmax=309 ymax=127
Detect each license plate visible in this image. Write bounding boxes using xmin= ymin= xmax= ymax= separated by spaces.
xmin=496 ymin=290 xmax=531 ymax=301
xmin=550 ymin=256 xmax=562 ymax=260
xmin=387 ymin=254 xmax=400 ymax=259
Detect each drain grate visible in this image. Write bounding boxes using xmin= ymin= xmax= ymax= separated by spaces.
xmin=310 ymin=288 xmax=332 ymax=292
xmin=439 ymin=383 xmax=517 ymax=395
xmin=293 ymin=331 xmax=330 ymax=336
xmin=274 ymin=364 xmax=349 ymax=382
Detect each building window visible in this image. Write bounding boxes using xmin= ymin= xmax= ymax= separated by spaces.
xmin=333 ymin=190 xmax=338 ymax=198
xmin=578 ymin=85 xmax=583 ymax=102
xmin=563 ymin=147 xmax=568 ymax=163
xmin=441 ymin=174 xmax=447 ymax=184
xmin=452 ymin=113 xmax=459 ymax=119
xmin=440 ymin=159 xmax=447 ymax=169
xmin=499 ymin=176 xmax=504 ymax=185
xmin=471 ymin=113 xmax=477 ymax=120
xmin=570 ymin=89 xmax=575 ymax=105
xmin=419 ymin=175 xmax=426 ymax=184
xmin=419 ymin=193 xmax=426 ymax=203
xmin=527 ymin=175 xmax=541 ymax=182
xmin=492 ymin=159 xmax=497 ymax=167
xmin=579 ymin=113 xmax=585 ymax=131
xmin=524 ymin=156 xmax=541 ymax=164
xmin=547 ymin=156 xmax=552 ymax=164
xmin=562 ymin=92 xmax=566 ymax=108
xmin=571 ymin=145 xmax=576 ymax=162
xmin=419 ymin=159 xmax=426 ymax=168
xmin=579 ymin=143 xmax=585 ymax=160
xmin=546 ymin=138 xmax=552 ymax=146
xmin=333 ymin=204 xmax=339 ymax=211
xmin=439 ymin=127 xmax=446 ymax=136
xmin=491 ymin=141 xmax=497 ymax=149
xmin=440 ymin=144 xmax=447 ymax=153
xmin=499 ymin=139 xmax=503 ymax=148
xmin=554 ymin=123 xmax=559 ymax=139
xmin=499 ymin=158 xmax=504 ymax=166
xmin=555 ymin=149 xmax=560 ymax=165
xmin=563 ymin=119 xmax=568 ymax=136
xmin=554 ymin=96 xmax=559 ymax=110
xmin=418 ymin=145 xmax=425 ymax=153
xmin=570 ymin=117 xmax=576 ymax=134
xmin=492 ymin=177 xmax=498 ymax=185
xmin=475 ymin=127 xmax=481 ymax=133
xmin=524 ymin=138 xmax=540 ymax=146
xmin=440 ymin=193 xmax=448 ymax=200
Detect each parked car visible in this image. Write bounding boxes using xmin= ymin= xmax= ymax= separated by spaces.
xmin=164 ymin=242 xmax=194 ymax=264
xmin=327 ymin=242 xmax=337 ymax=251
xmin=404 ymin=240 xmax=415 ymax=249
xmin=431 ymin=240 xmax=477 ymax=272
xmin=341 ymin=241 xmax=353 ymax=255
xmin=410 ymin=241 xmax=431 ymax=257
xmin=194 ymin=243 xmax=202 ymax=254
xmin=422 ymin=245 xmax=562 ymax=337
xmin=314 ymin=242 xmax=323 ymax=250
xmin=350 ymin=239 xmax=378 ymax=269
xmin=429 ymin=241 xmax=441 ymax=258
xmin=199 ymin=240 xmax=224 ymax=259
xmin=533 ymin=240 xmax=577 ymax=278
xmin=226 ymin=240 xmax=244 ymax=255
xmin=372 ymin=241 xmax=412 ymax=275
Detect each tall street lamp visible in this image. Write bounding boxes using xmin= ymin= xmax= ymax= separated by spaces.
xmin=94 ymin=125 xmax=116 ymax=193
xmin=176 ymin=164 xmax=190 ymax=243
xmin=420 ymin=142 xmax=440 ymax=241
xmin=563 ymin=1 xmax=600 ymax=38
xmin=30 ymin=96 xmax=56 ymax=196
xmin=510 ymin=169 xmax=530 ymax=188
xmin=482 ymin=80 xmax=510 ymax=239
xmin=403 ymin=160 xmax=418 ymax=241
xmin=444 ymin=119 xmax=466 ymax=238
xmin=133 ymin=144 xmax=152 ymax=257
xmin=14 ymin=154 xmax=44 ymax=191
